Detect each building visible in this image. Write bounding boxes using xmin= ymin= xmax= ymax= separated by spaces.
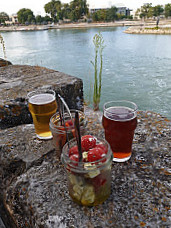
xmin=117 ymin=7 xmax=132 ymax=17
xmin=90 ymin=7 xmax=132 ymax=17
xmin=5 ymin=14 xmax=18 ymax=25
xmin=89 ymin=8 xmax=109 ymax=14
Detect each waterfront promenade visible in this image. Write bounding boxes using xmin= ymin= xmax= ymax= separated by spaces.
xmin=1 ymin=19 xmax=171 ymax=33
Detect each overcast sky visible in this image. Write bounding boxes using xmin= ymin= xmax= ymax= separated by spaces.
xmin=1 ymin=0 xmax=170 ymax=16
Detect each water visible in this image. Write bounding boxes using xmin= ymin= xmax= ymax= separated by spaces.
xmin=1 ymin=27 xmax=171 ymax=119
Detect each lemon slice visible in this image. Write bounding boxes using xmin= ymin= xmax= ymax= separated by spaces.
xmin=81 ymin=185 xmax=95 ymax=205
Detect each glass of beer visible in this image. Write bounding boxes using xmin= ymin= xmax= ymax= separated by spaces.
xmin=27 ymin=89 xmax=57 ymax=139
xmin=102 ymin=100 xmax=137 ymax=162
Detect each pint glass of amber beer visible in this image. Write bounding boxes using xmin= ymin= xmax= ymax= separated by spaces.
xmin=102 ymin=100 xmax=137 ymax=162
xmin=27 ymin=89 xmax=57 ymax=139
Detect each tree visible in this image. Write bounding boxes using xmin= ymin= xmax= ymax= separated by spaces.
xmin=62 ymin=3 xmax=71 ymax=19
xmin=164 ymin=4 xmax=171 ymax=18
xmin=36 ymin=15 xmax=43 ymax=24
xmin=106 ymin=7 xmax=117 ymax=22
xmin=138 ymin=3 xmax=153 ymax=20
xmin=153 ymin=5 xmax=164 ymax=17
xmin=69 ymin=0 xmax=89 ymax=21
xmin=44 ymin=0 xmax=89 ymax=22
xmin=44 ymin=0 xmax=62 ymax=22
xmin=153 ymin=5 xmax=164 ymax=27
xmin=92 ymin=12 xmax=99 ymax=22
xmin=17 ymin=8 xmax=35 ymax=24
xmin=0 ymin=12 xmax=9 ymax=24
xmin=43 ymin=15 xmax=52 ymax=23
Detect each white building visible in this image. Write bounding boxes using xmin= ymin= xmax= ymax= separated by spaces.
xmin=5 ymin=14 xmax=18 ymax=25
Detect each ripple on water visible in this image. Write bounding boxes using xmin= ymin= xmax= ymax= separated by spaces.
xmin=156 ymin=79 xmax=167 ymax=88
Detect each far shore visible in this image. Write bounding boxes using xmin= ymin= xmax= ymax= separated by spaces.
xmin=0 ymin=19 xmax=171 ymax=34
xmin=0 ymin=21 xmax=143 ymax=32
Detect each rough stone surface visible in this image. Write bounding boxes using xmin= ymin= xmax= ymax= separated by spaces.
xmin=0 ymin=107 xmax=170 ymax=228
xmin=0 ymin=58 xmax=12 ymax=67
xmin=0 ymin=218 xmax=5 ymax=228
xmin=0 ymin=65 xmax=83 ymax=129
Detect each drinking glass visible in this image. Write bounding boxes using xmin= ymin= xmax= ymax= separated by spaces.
xmin=27 ymin=89 xmax=57 ymax=139
xmin=61 ymin=137 xmax=113 ymax=206
xmin=49 ymin=110 xmax=87 ymax=157
xmin=102 ymin=100 xmax=137 ymax=162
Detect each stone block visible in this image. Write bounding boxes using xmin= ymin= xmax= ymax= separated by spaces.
xmin=0 ymin=65 xmax=83 ymax=129
xmin=0 ymin=58 xmax=12 ymax=67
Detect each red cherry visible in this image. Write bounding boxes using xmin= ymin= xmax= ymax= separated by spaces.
xmin=87 ymin=147 xmax=106 ymax=162
xmin=81 ymin=135 xmax=96 ymax=151
xmin=69 ymin=154 xmax=79 ymax=166
xmin=65 ymin=119 xmax=74 ymax=127
xmin=69 ymin=145 xmax=79 ymax=157
xmin=92 ymin=174 xmax=107 ymax=190
xmin=95 ymin=144 xmax=108 ymax=154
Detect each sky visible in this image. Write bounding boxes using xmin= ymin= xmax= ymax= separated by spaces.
xmin=1 ymin=0 xmax=170 ymax=16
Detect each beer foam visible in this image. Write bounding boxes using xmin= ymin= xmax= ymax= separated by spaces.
xmin=104 ymin=106 xmax=137 ymax=121
xmin=29 ymin=93 xmax=55 ymax=105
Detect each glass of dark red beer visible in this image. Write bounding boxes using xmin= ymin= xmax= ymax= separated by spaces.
xmin=102 ymin=100 xmax=137 ymax=162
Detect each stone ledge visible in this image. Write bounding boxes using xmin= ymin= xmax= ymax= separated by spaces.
xmin=124 ymin=26 xmax=171 ymax=34
xmin=0 ymin=108 xmax=170 ymax=227
xmin=0 ymin=65 xmax=83 ymax=129
xmin=0 ymin=58 xmax=12 ymax=67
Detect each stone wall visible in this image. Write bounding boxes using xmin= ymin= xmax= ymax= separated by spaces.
xmin=0 ymin=65 xmax=83 ymax=129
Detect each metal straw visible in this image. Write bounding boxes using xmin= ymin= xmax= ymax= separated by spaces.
xmin=58 ymin=94 xmax=72 ymax=121
xmin=61 ymin=101 xmax=70 ymax=149
xmin=57 ymin=94 xmax=63 ymax=125
xmin=74 ymin=111 xmax=82 ymax=162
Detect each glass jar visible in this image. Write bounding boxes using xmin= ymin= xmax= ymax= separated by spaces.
xmin=49 ymin=110 xmax=87 ymax=157
xmin=61 ymin=137 xmax=113 ymax=206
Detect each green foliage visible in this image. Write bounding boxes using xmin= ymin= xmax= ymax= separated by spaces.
xmin=153 ymin=5 xmax=164 ymax=17
xmin=0 ymin=12 xmax=9 ymax=24
xmin=145 ymin=27 xmax=160 ymax=30
xmin=139 ymin=3 xmax=153 ymax=19
xmin=92 ymin=12 xmax=99 ymax=22
xmin=35 ymin=15 xmax=52 ymax=24
xmin=61 ymin=3 xmax=71 ymax=19
xmin=91 ymin=32 xmax=105 ymax=111
xmin=91 ymin=6 xmax=132 ymax=22
xmin=106 ymin=7 xmax=117 ymax=21
xmin=136 ymin=3 xmax=165 ymax=27
xmin=17 ymin=8 xmax=35 ymax=24
xmin=136 ymin=3 xmax=165 ymax=19
xmin=44 ymin=0 xmax=89 ymax=22
xmin=44 ymin=0 xmax=62 ymax=22
xmin=165 ymin=4 xmax=171 ymax=18
xmin=36 ymin=15 xmax=43 ymax=24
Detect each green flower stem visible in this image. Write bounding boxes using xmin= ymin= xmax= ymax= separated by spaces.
xmin=91 ymin=32 xmax=105 ymax=111
xmin=0 ymin=34 xmax=6 ymax=59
